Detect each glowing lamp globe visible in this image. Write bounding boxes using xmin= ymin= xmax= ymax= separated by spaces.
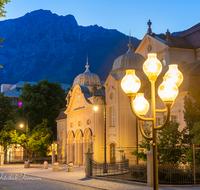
xmin=158 ymin=78 xmax=178 ymax=103
xmin=133 ymin=93 xmax=149 ymax=116
xmin=121 ymin=70 xmax=141 ymax=95
xmin=143 ymin=53 xmax=162 ymax=79
xmin=164 ymin=64 xmax=183 ymax=87
xmin=93 ymin=106 xmax=98 ymax=111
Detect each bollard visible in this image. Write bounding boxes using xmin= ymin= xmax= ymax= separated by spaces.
xmin=84 ymin=148 xmax=93 ymax=178
xmin=145 ymin=147 xmax=153 ymax=186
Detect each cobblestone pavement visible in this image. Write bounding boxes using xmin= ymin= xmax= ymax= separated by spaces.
xmin=0 ymin=164 xmax=199 ymax=190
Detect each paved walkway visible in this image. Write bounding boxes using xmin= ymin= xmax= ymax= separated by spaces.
xmin=0 ymin=164 xmax=199 ymax=190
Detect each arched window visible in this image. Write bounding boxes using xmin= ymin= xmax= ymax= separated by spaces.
xmin=162 ymin=59 xmax=166 ymax=66
xmin=110 ymin=143 xmax=116 ymax=163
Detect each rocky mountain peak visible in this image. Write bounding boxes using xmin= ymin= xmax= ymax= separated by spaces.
xmin=0 ymin=9 xmax=140 ymax=85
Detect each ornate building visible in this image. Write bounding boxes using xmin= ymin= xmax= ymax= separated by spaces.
xmin=56 ymin=21 xmax=200 ymax=165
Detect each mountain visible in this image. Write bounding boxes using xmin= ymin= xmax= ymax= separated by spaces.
xmin=0 ymin=9 xmax=141 ymax=85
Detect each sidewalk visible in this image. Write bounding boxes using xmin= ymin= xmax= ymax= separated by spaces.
xmin=0 ymin=164 xmax=199 ymax=190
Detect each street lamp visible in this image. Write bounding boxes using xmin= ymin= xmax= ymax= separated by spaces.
xmin=20 ymin=119 xmax=29 ymax=159
xmin=121 ymin=53 xmax=183 ymax=190
xmin=93 ymin=98 xmax=107 ymax=173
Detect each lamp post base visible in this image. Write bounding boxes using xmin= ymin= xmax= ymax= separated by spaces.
xmin=103 ymin=163 xmax=107 ymax=173
xmin=103 ymin=168 xmax=108 ymax=173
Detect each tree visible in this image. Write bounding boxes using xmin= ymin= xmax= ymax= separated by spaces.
xmin=0 ymin=120 xmax=15 ymax=153
xmin=184 ymin=122 xmax=200 ymax=166
xmin=157 ymin=121 xmax=184 ymax=165
xmin=0 ymin=0 xmax=10 ymax=44
xmin=18 ymin=79 xmax=66 ymax=139
xmin=28 ymin=119 xmax=52 ymax=157
xmin=0 ymin=93 xmax=16 ymax=131
xmin=131 ymin=124 xmax=152 ymax=161
xmin=0 ymin=0 xmax=10 ymax=17
xmin=183 ymin=82 xmax=200 ymax=133
xmin=183 ymin=82 xmax=200 ymax=165
xmin=132 ymin=120 xmax=184 ymax=165
xmin=9 ymin=120 xmax=52 ymax=158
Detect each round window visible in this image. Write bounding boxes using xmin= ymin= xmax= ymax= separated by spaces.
xmin=70 ymin=122 xmax=74 ymax=127
xmin=87 ymin=119 xmax=91 ymax=125
xmin=78 ymin=121 xmax=82 ymax=126
xmin=109 ymin=93 xmax=113 ymax=100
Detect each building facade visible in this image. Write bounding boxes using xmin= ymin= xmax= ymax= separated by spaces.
xmin=56 ymin=21 xmax=200 ymax=165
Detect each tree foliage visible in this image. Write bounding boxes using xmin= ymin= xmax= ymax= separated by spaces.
xmin=0 ymin=93 xmax=16 ymax=131
xmin=157 ymin=121 xmax=184 ymax=165
xmin=8 ymin=119 xmax=52 ymax=157
xmin=183 ymin=82 xmax=200 ymax=132
xmin=0 ymin=0 xmax=10 ymax=44
xmin=131 ymin=124 xmax=151 ymax=161
xmin=29 ymin=119 xmax=52 ymax=157
xmin=0 ymin=120 xmax=15 ymax=152
xmin=183 ymin=122 xmax=200 ymax=166
xmin=0 ymin=0 xmax=10 ymax=18
xmin=183 ymin=82 xmax=200 ymax=166
xmin=18 ymin=79 xmax=66 ymax=138
xmin=132 ymin=121 xmax=184 ymax=165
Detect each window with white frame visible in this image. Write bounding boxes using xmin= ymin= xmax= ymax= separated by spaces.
xmin=110 ymin=107 xmax=115 ymax=126
xmin=171 ymin=115 xmax=178 ymax=123
xmin=156 ymin=117 xmax=162 ymax=126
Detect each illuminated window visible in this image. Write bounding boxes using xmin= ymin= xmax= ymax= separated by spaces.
xmin=110 ymin=107 xmax=115 ymax=126
xmin=171 ymin=115 xmax=178 ymax=123
xmin=162 ymin=60 xmax=166 ymax=66
xmin=156 ymin=117 xmax=162 ymax=126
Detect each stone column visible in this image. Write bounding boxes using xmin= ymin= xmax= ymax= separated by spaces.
xmin=79 ymin=141 xmax=83 ymax=165
xmin=145 ymin=147 xmax=153 ymax=187
xmin=70 ymin=143 xmax=73 ymax=163
xmin=67 ymin=142 xmax=70 ymax=164
xmin=74 ymin=140 xmax=78 ymax=165
xmin=85 ymin=148 xmax=93 ymax=178
xmin=83 ymin=140 xmax=86 ymax=165
xmin=52 ymin=143 xmax=55 ymax=164
xmin=0 ymin=151 xmax=4 ymax=165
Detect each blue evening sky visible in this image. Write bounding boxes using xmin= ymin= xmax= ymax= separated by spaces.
xmin=1 ymin=0 xmax=199 ymax=39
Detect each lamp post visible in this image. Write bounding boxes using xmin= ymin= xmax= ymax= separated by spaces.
xmin=93 ymin=97 xmax=107 ymax=173
xmin=121 ymin=53 xmax=183 ymax=190
xmin=20 ymin=119 xmax=29 ymax=159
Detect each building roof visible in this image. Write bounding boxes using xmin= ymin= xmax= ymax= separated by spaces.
xmin=79 ymin=85 xmax=92 ymax=102
xmin=142 ymin=61 xmax=200 ymax=100
xmin=16 ymin=81 xmax=37 ymax=85
xmin=148 ymin=22 xmax=200 ymax=49
xmin=72 ymin=61 xmax=102 ymax=88
xmin=3 ymin=91 xmax=23 ymax=97
xmin=111 ymin=41 xmax=145 ymax=73
xmin=154 ymin=34 xmax=194 ymax=49
xmin=178 ymin=22 xmax=200 ymax=38
xmin=56 ymin=107 xmax=67 ymax=120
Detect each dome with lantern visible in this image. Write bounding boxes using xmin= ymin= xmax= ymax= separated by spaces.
xmin=72 ymin=59 xmax=102 ymax=91
xmin=110 ymin=39 xmax=146 ymax=80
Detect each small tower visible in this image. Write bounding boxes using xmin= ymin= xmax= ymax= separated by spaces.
xmin=165 ymin=29 xmax=171 ymax=45
xmin=147 ymin=19 xmax=152 ymax=34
